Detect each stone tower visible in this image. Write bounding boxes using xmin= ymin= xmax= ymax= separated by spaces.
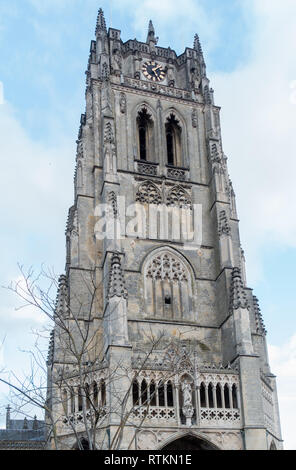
xmin=47 ymin=9 xmax=283 ymax=451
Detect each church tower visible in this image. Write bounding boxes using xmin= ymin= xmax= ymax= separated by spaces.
xmin=47 ymin=9 xmax=283 ymax=450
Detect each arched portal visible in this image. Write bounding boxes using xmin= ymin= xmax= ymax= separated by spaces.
xmin=162 ymin=435 xmax=219 ymax=451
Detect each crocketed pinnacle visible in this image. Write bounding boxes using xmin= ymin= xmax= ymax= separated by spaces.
xmin=253 ymin=296 xmax=267 ymax=336
xmin=146 ymin=20 xmax=157 ymax=44
xmin=230 ymin=267 xmax=249 ymax=311
xmin=55 ymin=275 xmax=69 ymax=318
xmin=108 ymin=253 xmax=128 ymax=299
xmin=218 ymin=210 xmax=231 ymax=237
xmin=96 ymin=8 xmax=107 ymax=35
xmin=194 ymin=33 xmax=203 ymax=55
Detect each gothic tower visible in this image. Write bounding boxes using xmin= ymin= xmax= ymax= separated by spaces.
xmin=47 ymin=9 xmax=283 ymax=450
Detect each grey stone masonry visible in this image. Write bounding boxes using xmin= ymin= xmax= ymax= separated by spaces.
xmin=47 ymin=8 xmax=283 ymax=451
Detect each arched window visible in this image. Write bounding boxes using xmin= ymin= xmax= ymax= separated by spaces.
xmin=216 ymin=384 xmax=223 ymax=409
xmin=232 ymin=384 xmax=238 ymax=409
xmin=100 ymin=380 xmax=106 ymax=407
xmin=224 ymin=384 xmax=230 ymax=409
xmin=166 ymin=114 xmax=182 ymax=167
xmin=141 ymin=380 xmax=148 ymax=406
xmin=208 ymin=383 xmax=214 ymax=409
xmin=150 ymin=381 xmax=157 ymax=406
xmin=70 ymin=387 xmax=75 ymax=414
xmin=158 ymin=381 xmax=165 ymax=407
xmin=78 ymin=387 xmax=83 ymax=412
xmin=85 ymin=383 xmax=90 ymax=410
xmin=167 ymin=381 xmax=174 ymax=407
xmin=133 ymin=380 xmax=139 ymax=406
xmin=200 ymin=383 xmax=206 ymax=408
xmin=137 ymin=108 xmax=154 ymax=162
xmin=144 ymin=249 xmax=193 ymax=321
xmin=93 ymin=382 xmax=98 ymax=408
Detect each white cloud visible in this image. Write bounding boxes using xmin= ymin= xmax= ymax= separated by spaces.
xmin=116 ymin=0 xmax=220 ymax=53
xmin=269 ymin=335 xmax=296 ymax=450
xmin=0 ymin=102 xmax=74 ymax=244
xmin=212 ymin=0 xmax=296 ymax=283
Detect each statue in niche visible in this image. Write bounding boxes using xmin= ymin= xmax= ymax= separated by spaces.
xmin=182 ymin=380 xmax=193 ymax=407
xmin=191 ymin=67 xmax=201 ymax=91
xmin=120 ymin=93 xmax=127 ymax=114
xmin=112 ymin=48 xmax=122 ymax=77
xmin=182 ymin=379 xmax=194 ymax=426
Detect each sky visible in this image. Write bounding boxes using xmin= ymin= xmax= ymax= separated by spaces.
xmin=0 ymin=0 xmax=295 ymax=449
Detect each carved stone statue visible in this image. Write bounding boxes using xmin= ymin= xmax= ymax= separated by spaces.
xmin=182 ymin=380 xmax=192 ymax=407
xmin=182 ymin=380 xmax=194 ymax=426
xmin=120 ymin=93 xmax=127 ymax=114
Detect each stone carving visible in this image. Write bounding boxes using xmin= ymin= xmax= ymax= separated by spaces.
xmin=167 ymin=64 xmax=175 ymax=88
xmin=167 ymin=186 xmax=192 ymax=209
xmin=137 ymin=431 xmax=158 ymax=450
xmin=204 ymin=85 xmax=212 ymax=105
xmin=96 ymin=8 xmax=107 ymax=35
xmin=218 ymin=210 xmax=231 ymax=237
xmin=194 ymin=33 xmax=203 ymax=55
xmin=136 ymin=181 xmax=162 ymax=205
xmin=66 ymin=206 xmax=79 ymax=237
xmin=191 ymin=68 xmax=201 ymax=91
xmin=104 ymin=122 xmax=115 ymax=144
xmin=167 ymin=167 xmax=188 ymax=181
xmin=229 ymin=267 xmax=249 ymax=311
xmin=108 ymin=253 xmax=128 ymax=300
xmin=192 ymin=109 xmax=198 ymax=128
xmin=253 ymin=296 xmax=267 ymax=335
xmin=112 ymin=48 xmax=122 ymax=76
xmin=55 ymin=275 xmax=69 ymax=319
xmin=101 ymin=62 xmax=110 ymax=81
xmin=146 ymin=252 xmax=188 ymax=282
xmin=108 ymin=191 xmax=118 ymax=218
xmin=47 ymin=330 xmax=55 ymax=366
xmin=123 ymin=77 xmax=192 ymax=101
xmin=137 ymin=162 xmax=158 ymax=176
xmin=119 ymin=92 xmax=126 ymax=114
xmin=182 ymin=380 xmax=194 ymax=426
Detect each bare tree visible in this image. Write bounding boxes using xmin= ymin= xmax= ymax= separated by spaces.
xmin=1 ymin=265 xmax=194 ymax=450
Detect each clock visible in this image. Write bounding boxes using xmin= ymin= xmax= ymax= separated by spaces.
xmin=142 ymin=61 xmax=166 ymax=82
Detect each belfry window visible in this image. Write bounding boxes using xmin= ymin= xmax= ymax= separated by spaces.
xmin=137 ymin=108 xmax=154 ymax=162
xmin=166 ymin=114 xmax=182 ymax=167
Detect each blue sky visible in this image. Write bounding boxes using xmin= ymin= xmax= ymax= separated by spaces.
xmin=0 ymin=0 xmax=295 ymax=449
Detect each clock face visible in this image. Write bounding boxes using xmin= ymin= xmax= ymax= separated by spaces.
xmin=142 ymin=61 xmax=166 ymax=82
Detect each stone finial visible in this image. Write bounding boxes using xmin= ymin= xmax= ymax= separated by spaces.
xmin=146 ymin=20 xmax=158 ymax=45
xmin=218 ymin=210 xmax=231 ymax=237
xmin=96 ymin=8 xmax=107 ymax=35
xmin=33 ymin=416 xmax=38 ymax=431
xmin=23 ymin=417 xmax=28 ymax=430
xmin=104 ymin=122 xmax=115 ymax=144
xmin=47 ymin=330 xmax=55 ymax=365
xmin=55 ymin=275 xmax=69 ymax=317
xmin=230 ymin=267 xmax=249 ymax=311
xmin=193 ymin=34 xmax=203 ymax=55
xmin=108 ymin=253 xmax=128 ymax=299
xmin=253 ymin=296 xmax=267 ymax=336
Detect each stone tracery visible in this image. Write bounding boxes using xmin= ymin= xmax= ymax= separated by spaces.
xmin=144 ymin=250 xmax=192 ymax=320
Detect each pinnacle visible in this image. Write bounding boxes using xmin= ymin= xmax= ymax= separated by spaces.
xmin=230 ymin=267 xmax=249 ymax=311
xmin=96 ymin=7 xmax=107 ymax=35
xmin=146 ymin=19 xmax=158 ymax=44
xmin=108 ymin=253 xmax=128 ymax=300
xmin=194 ymin=33 xmax=203 ymax=55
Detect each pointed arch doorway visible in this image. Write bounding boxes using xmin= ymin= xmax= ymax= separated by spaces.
xmin=161 ymin=434 xmax=219 ymax=451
